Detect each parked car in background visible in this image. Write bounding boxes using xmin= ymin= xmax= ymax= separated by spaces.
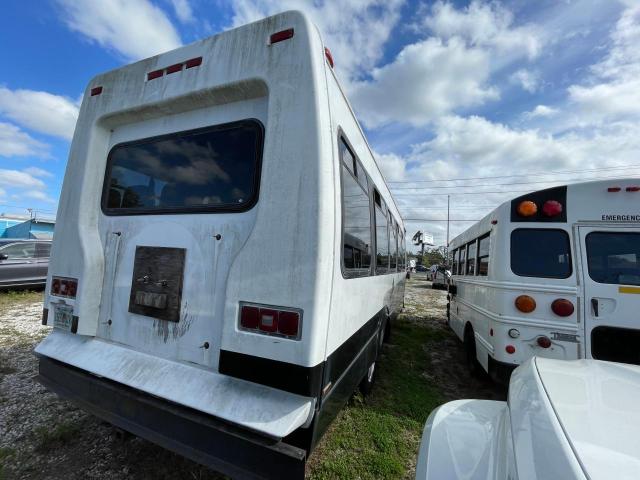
xmin=416 ymin=357 xmax=640 ymax=480
xmin=0 ymin=239 xmax=51 ymax=288
xmin=429 ymin=264 xmax=450 ymax=290
xmin=416 ymin=264 xmax=428 ymax=272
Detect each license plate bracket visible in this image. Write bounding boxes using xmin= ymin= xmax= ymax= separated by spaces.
xmin=53 ymin=303 xmax=74 ymax=332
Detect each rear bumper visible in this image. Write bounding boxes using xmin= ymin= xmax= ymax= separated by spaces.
xmin=488 ymin=356 xmax=517 ymax=385
xmin=37 ymin=356 xmax=306 ymax=480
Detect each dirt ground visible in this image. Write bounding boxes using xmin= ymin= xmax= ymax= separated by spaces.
xmin=0 ymin=277 xmax=504 ymax=479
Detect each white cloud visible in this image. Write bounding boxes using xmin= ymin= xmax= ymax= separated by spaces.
xmin=347 ymin=1 xmax=546 ymax=127
xmin=57 ymin=0 xmax=182 ymax=61
xmin=23 ymin=167 xmax=54 ymax=178
xmin=0 ymin=169 xmax=46 ymax=189
xmin=376 ymin=151 xmax=409 ymax=182
xmin=567 ymin=4 xmax=640 ymax=123
xmin=23 ymin=190 xmax=56 ymax=204
xmin=423 ymin=1 xmax=543 ymax=60
xmin=170 ymin=0 xmax=194 ymax=23
xmin=228 ymin=0 xmax=404 ymax=82
xmin=0 ymin=87 xmax=79 ymax=140
xmin=524 ymin=105 xmax=559 ymax=119
xmin=510 ymin=69 xmax=540 ymax=93
xmin=351 ymin=37 xmax=498 ymax=127
xmin=0 ymin=122 xmax=49 ymax=158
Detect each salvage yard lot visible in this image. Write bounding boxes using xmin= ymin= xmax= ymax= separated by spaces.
xmin=0 ymin=277 xmax=504 ymax=479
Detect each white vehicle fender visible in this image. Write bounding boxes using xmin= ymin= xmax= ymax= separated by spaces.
xmin=415 ymin=399 xmax=509 ymax=480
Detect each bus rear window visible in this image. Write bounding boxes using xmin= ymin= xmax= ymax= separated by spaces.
xmin=102 ymin=120 xmax=263 ymax=215
xmin=586 ymin=232 xmax=640 ymax=286
xmin=511 ymin=229 xmax=572 ymax=278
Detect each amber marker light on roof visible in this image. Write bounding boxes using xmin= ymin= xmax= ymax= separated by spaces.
xmin=517 ymin=200 xmax=538 ymax=217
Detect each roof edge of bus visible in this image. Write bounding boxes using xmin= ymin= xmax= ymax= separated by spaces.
xmin=448 ymin=178 xmax=640 ymax=247
xmin=84 ymin=10 xmax=314 ymax=90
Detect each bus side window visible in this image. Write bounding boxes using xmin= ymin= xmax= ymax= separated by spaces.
xmin=466 ymin=241 xmax=477 ymax=275
xmin=340 ymin=138 xmax=371 ymax=278
xmin=452 ymin=249 xmax=458 ymax=274
xmin=390 ymin=215 xmax=398 ymax=271
xmin=459 ymin=247 xmax=466 ymax=275
xmin=478 ymin=234 xmax=490 ymax=276
xmin=375 ymin=196 xmax=389 ymax=275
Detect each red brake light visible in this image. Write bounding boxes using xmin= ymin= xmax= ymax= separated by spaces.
xmin=51 ymin=277 xmax=78 ymax=299
xmin=90 ymin=86 xmax=103 ymax=96
xmin=505 ymin=345 xmax=516 ymax=354
xmin=325 ymin=47 xmax=334 ymax=68
xmin=270 ymin=28 xmax=294 ymax=45
xmin=537 ymin=336 xmax=552 ymax=348
xmin=542 ymin=200 xmax=563 ymax=217
xmin=239 ymin=304 xmax=301 ymax=339
xmin=278 ymin=311 xmax=300 ymax=337
xmin=551 ymin=298 xmax=574 ymax=317
xmin=185 ymin=57 xmax=202 ymax=69
xmin=608 ymin=187 xmax=621 ymax=192
xmin=147 ymin=69 xmax=164 ymax=81
xmin=626 ymin=186 xmax=640 ymax=192
xmin=240 ymin=306 xmax=259 ymax=329
xmin=166 ymin=63 xmax=183 ymax=74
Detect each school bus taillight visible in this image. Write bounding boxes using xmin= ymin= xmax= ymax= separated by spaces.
xmin=239 ymin=303 xmax=301 ymax=339
xmin=51 ymin=277 xmax=78 ymax=299
xmin=542 ymin=200 xmax=563 ymax=217
xmin=517 ymin=200 xmax=537 ymax=217
xmin=515 ymin=295 xmax=536 ymax=313
xmin=551 ymin=299 xmax=574 ymax=317
xmin=537 ymin=336 xmax=552 ymax=348
xmin=269 ymin=28 xmax=294 ymax=44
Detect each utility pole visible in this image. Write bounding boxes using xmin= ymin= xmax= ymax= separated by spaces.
xmin=445 ymin=195 xmax=450 ymax=261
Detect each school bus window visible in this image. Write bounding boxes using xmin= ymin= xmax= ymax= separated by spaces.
xmin=466 ymin=241 xmax=477 ymax=275
xmin=478 ymin=234 xmax=490 ymax=276
xmin=511 ymin=229 xmax=571 ymax=278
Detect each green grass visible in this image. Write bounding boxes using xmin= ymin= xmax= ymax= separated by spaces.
xmin=33 ymin=421 xmax=82 ymax=453
xmin=0 ymin=289 xmax=43 ymax=309
xmin=0 ymin=447 xmax=16 ymax=480
xmin=308 ymin=317 xmax=446 ymax=479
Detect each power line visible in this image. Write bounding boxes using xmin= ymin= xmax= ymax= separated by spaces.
xmin=403 ymin=218 xmax=480 ymax=222
xmin=387 ymin=164 xmax=640 ymax=184
xmin=390 ymin=174 xmax=640 ymax=190
xmin=394 ymin=190 xmax=533 ymax=196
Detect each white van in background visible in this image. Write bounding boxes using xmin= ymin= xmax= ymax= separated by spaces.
xmin=35 ymin=11 xmax=406 ymax=479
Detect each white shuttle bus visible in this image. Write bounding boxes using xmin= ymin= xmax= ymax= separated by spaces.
xmin=35 ymin=11 xmax=406 ymax=479
xmin=447 ymin=181 xmax=640 ymax=382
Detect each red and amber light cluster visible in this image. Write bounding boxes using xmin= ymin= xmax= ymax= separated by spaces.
xmin=517 ymin=199 xmax=563 ymax=218
xmin=51 ymin=277 xmax=78 ymax=298
xmin=239 ymin=303 xmax=301 ymax=339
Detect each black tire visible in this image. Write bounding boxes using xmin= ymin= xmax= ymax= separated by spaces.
xmin=464 ymin=326 xmax=482 ymax=377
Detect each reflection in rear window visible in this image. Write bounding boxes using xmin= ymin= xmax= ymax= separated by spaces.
xmin=102 ymin=120 xmax=263 ymax=214
xmin=586 ymin=232 xmax=640 ymax=286
xmin=511 ymin=229 xmax=572 ymax=278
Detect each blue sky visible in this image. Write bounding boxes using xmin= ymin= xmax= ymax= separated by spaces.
xmin=1 ymin=0 xmax=639 ymax=245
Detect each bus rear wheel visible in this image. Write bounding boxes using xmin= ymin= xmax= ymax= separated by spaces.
xmin=464 ymin=326 xmax=482 ymax=377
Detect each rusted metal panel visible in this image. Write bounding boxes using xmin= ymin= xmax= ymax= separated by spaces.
xmin=128 ymin=246 xmax=185 ymax=322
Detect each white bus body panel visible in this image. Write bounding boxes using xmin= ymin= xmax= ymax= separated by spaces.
xmin=37 ymin=11 xmax=331 ymax=438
